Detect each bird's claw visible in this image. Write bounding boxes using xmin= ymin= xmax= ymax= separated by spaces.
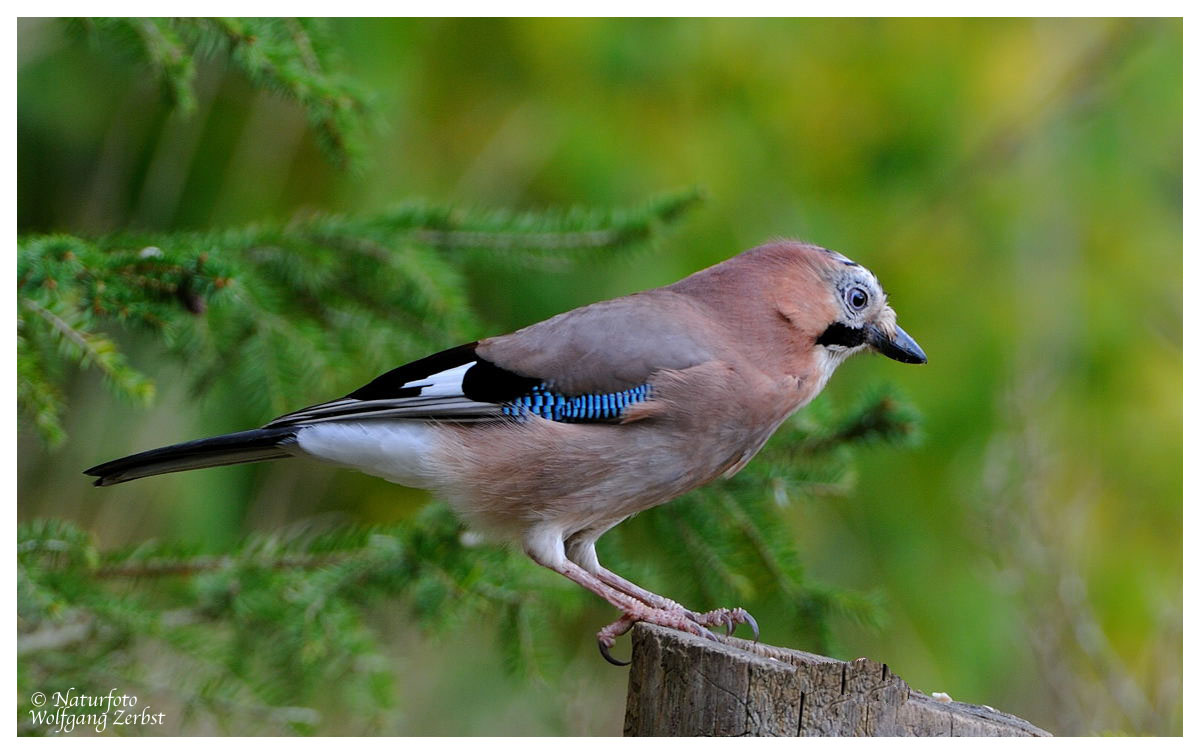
xmin=691 ymin=606 xmax=760 ymax=642
xmin=596 ymin=615 xmax=637 ymax=666
xmin=739 ymin=609 xmax=758 ymax=638
xmin=740 ymin=608 xmax=760 ymax=642
xmin=722 ymin=607 xmax=759 ymax=642
xmin=696 ymin=624 xmax=719 ymax=642
xmin=597 ymin=637 xmax=631 ymax=666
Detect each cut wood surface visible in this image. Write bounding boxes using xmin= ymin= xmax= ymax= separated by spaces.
xmin=623 ymin=623 xmax=1050 ymax=736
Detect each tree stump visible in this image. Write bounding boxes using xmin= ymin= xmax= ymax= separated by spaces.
xmin=623 ymin=623 xmax=1050 ymax=736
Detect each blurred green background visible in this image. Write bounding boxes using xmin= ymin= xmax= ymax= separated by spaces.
xmin=17 ymin=18 xmax=1181 ymax=735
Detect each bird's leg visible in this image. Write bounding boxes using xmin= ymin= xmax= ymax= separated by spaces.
xmin=527 ymin=530 xmax=722 ymax=665
xmin=562 ymin=531 xmax=759 ymax=647
xmin=555 ymin=560 xmax=724 ymax=665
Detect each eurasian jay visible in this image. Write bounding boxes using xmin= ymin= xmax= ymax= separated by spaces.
xmin=85 ymin=240 xmax=926 ymax=664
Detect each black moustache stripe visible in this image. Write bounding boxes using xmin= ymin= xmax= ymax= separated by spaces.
xmin=816 ymin=323 xmax=866 ymax=348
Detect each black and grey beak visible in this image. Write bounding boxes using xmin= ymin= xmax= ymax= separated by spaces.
xmin=868 ymin=324 xmax=927 ymax=364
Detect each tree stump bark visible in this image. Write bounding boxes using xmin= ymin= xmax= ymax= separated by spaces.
xmin=623 ymin=623 xmax=1050 ymax=736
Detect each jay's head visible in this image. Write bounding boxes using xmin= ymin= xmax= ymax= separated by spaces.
xmin=710 ymin=241 xmax=927 ymax=368
xmin=804 ymin=246 xmax=927 ymax=367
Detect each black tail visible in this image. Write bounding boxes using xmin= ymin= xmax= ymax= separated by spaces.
xmin=84 ymin=427 xmax=300 ymax=487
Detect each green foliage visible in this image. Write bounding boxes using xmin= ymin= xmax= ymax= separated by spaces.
xmin=18 ymin=393 xmax=918 ymax=734
xmin=17 ymin=189 xmax=702 ymax=446
xmin=17 ymin=510 xmax=571 ymax=734
xmin=67 ymin=18 xmax=369 ymax=168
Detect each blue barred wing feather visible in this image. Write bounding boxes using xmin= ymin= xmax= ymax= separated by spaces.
xmin=501 ymin=384 xmax=653 ymax=422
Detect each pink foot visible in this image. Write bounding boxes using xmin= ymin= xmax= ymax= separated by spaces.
xmin=595 ymin=606 xmax=723 ymax=666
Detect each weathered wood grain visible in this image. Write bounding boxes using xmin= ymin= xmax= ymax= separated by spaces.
xmin=623 ymin=623 xmax=1050 ymax=736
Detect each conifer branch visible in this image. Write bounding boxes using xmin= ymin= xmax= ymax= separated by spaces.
xmin=93 ymin=553 xmax=347 ymax=579
xmin=67 ymin=17 xmax=369 ymax=168
xmin=798 ymin=389 xmax=921 ymax=456
xmin=17 ymin=191 xmax=700 ymax=445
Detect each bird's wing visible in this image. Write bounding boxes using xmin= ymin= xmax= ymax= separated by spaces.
xmin=265 ymin=290 xmax=718 ymax=428
xmin=476 ymin=289 xmax=718 ymax=394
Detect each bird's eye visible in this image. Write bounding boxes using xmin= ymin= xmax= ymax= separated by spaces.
xmin=845 ymin=286 xmax=869 ymax=311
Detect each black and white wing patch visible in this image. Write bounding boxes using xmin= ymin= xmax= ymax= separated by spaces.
xmin=263 ymin=342 xmax=654 ymax=428
xmin=265 ymin=343 xmax=514 ymax=426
